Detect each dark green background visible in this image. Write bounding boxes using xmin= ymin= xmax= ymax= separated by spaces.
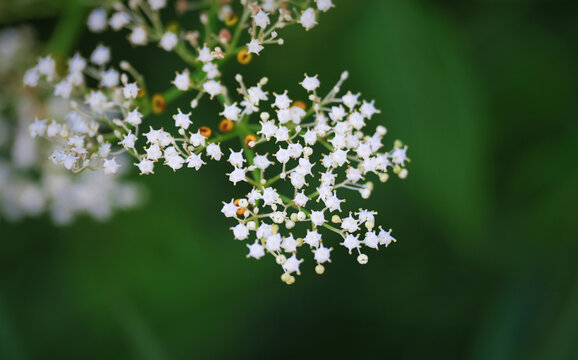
xmin=1 ymin=0 xmax=578 ymax=359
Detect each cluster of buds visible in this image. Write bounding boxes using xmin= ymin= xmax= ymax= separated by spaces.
xmin=23 ymin=0 xmax=410 ymax=283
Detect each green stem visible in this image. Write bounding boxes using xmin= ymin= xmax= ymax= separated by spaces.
xmin=46 ymin=0 xmax=88 ymax=57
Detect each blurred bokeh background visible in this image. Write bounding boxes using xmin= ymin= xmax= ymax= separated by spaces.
xmin=1 ymin=0 xmax=578 ymax=359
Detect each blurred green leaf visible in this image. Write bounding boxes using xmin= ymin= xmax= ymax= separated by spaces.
xmin=349 ymin=0 xmax=490 ymax=255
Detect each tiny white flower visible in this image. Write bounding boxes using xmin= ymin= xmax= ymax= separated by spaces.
xmin=316 ymin=0 xmax=334 ymax=12
xmin=37 ymin=56 xmax=56 ymax=77
xmin=360 ymin=100 xmax=379 ymax=119
xmin=324 ymin=193 xmax=343 ymax=212
xmin=146 ymin=144 xmax=163 ymax=160
xmin=290 ymin=172 xmax=306 ymax=189
xmin=120 ymin=132 xmax=137 ymax=149
xmin=314 ymin=245 xmax=332 ymax=263
xmin=172 ymin=70 xmax=190 ymax=91
xmin=186 ymin=153 xmax=205 ymax=170
xmin=247 ymin=189 xmax=262 ymax=205
xmin=110 ymin=12 xmax=131 ymax=31
xmin=103 ymin=158 xmax=121 ymax=175
xmin=265 ymin=233 xmax=282 ymax=252
xmin=203 ymin=80 xmax=223 ymax=98
xmin=165 ymin=154 xmax=185 ymax=171
xmin=23 ymin=69 xmax=39 ymax=87
xmin=202 ymin=62 xmax=220 ymax=79
xmin=391 ymin=147 xmax=408 ymax=165
xmin=232 ymin=224 xmax=250 ymax=240
xmin=274 ymin=148 xmax=290 ymax=164
xmin=294 ymin=192 xmax=309 ymax=207
xmin=85 ymin=90 xmax=108 ymax=113
xmin=54 ymin=80 xmax=73 ymax=99
xmin=197 ymin=45 xmax=214 ymax=63
xmin=87 ymin=8 xmax=107 ymax=33
xmin=173 ymin=109 xmax=192 ymax=129
xmin=299 ymin=8 xmax=317 ymax=30
xmin=101 ymin=69 xmax=119 ymax=87
xmin=160 ymin=32 xmax=178 ymax=51
xmin=247 ymin=241 xmax=265 ymax=259
xmin=301 ymin=74 xmax=320 ymax=92
xmin=341 ymin=214 xmax=359 ymax=233
xmin=206 ymin=143 xmax=223 ymax=160
xmin=46 ymin=121 xmax=62 ymax=137
xmin=247 ymin=39 xmax=264 ymax=55
xmin=68 ymin=53 xmax=86 ymax=73
xmin=274 ymin=92 xmax=292 ymax=109
xmin=258 ymin=120 xmax=277 ymax=139
xmin=221 ymin=103 xmax=241 ymax=121
xmin=262 ymin=187 xmax=280 ymax=206
xmin=253 ymin=154 xmax=272 ymax=170
xmin=90 ymin=45 xmax=110 ymax=65
xmin=363 ymin=231 xmax=380 ymax=249
xmin=124 ymin=109 xmax=143 ymax=126
xmin=148 ymin=0 xmax=166 ymax=10
xmin=253 ymin=10 xmax=270 ymax=29
xmin=29 ymin=118 xmax=47 ymax=138
xmin=282 ymin=254 xmax=303 ymax=274
xmin=282 ymin=235 xmax=299 ymax=253
xmin=221 ymin=200 xmax=239 ymax=218
xmin=123 ymin=82 xmax=139 ymax=99
xmin=129 ymin=26 xmax=148 ymax=45
xmin=136 ymin=159 xmax=155 ymax=174
xmin=274 ymin=126 xmax=290 ymax=142
xmin=228 ymin=150 xmax=245 ymax=167
xmin=342 ymin=234 xmax=360 ymax=254
xmin=378 ymin=228 xmax=396 ymax=247
xmin=310 ymin=210 xmax=325 ymax=226
xmin=189 ymin=131 xmax=206 ymax=147
xmin=304 ymin=230 xmax=322 ymax=248
xmin=341 ymin=92 xmax=359 ymax=109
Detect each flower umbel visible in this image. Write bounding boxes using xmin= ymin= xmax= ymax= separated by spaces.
xmin=21 ymin=0 xmax=410 ymax=284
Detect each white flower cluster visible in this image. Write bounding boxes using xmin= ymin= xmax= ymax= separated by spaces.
xmin=0 ymin=27 xmax=141 ymax=224
xmin=220 ymin=72 xmax=408 ymax=284
xmin=86 ymin=0 xmax=333 ymax=58
xmin=24 ymin=46 xmax=147 ymax=175
xmin=22 ymin=0 xmax=411 ymax=283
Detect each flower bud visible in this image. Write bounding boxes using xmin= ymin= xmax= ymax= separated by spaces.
xmin=247 ymin=221 xmax=256 ymax=231
xmin=219 ymin=119 xmax=234 ymax=133
xmin=237 ymin=49 xmax=252 ymax=65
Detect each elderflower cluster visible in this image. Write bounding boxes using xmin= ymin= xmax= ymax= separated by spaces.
xmin=21 ymin=0 xmax=411 ymax=283
xmin=86 ymin=0 xmax=333 ymax=59
xmin=0 ymin=27 xmax=141 ymax=224
xmin=221 ymin=72 xmax=408 ymax=284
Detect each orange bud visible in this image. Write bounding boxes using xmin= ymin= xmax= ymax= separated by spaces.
xmin=152 ymin=93 xmax=166 ymax=114
xmin=293 ymin=100 xmax=307 ymax=111
xmin=234 ymin=198 xmax=246 ymax=215
xmin=219 ymin=119 xmax=235 ymax=133
xmin=219 ymin=29 xmax=232 ymax=43
xmin=244 ymin=134 xmax=257 ymax=148
xmin=199 ymin=126 xmax=212 ymax=138
xmin=225 ymin=13 xmax=238 ymax=27
xmin=237 ymin=49 xmax=252 ymax=65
